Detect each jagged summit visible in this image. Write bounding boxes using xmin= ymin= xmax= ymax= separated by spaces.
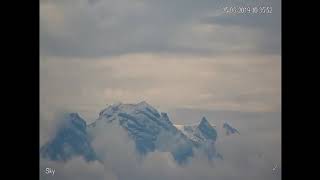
xmin=198 ymin=117 xmax=217 ymax=141
xmin=93 ymin=101 xmax=194 ymax=163
xmin=107 ymin=101 xmax=151 ymax=107
xmin=174 ymin=116 xmax=217 ymax=145
xmin=41 ymin=102 xmax=222 ymax=164
xmin=66 ymin=113 xmax=87 ymax=131
xmin=173 ymin=117 xmax=219 ymax=160
xmin=40 ymin=113 xmax=97 ymax=162
xmin=98 ymin=101 xmax=159 ymax=119
xmin=137 ymin=100 xmax=150 ymax=106
xmin=198 ymin=117 xmax=213 ymax=128
xmin=223 ymin=122 xmax=239 ymax=135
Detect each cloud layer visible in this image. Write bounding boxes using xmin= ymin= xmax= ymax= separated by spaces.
xmin=40 ymin=0 xmax=281 ymax=57
xmin=40 ymin=114 xmax=281 ymax=180
xmin=40 ymin=0 xmax=281 ymax=121
xmin=40 ymin=54 xmax=280 ymax=123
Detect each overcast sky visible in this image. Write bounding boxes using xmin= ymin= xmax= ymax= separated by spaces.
xmin=40 ymin=1 xmax=281 ymax=179
xmin=40 ymin=0 xmax=281 ymax=122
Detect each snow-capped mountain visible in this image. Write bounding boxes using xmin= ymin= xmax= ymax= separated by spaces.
xmin=175 ymin=117 xmax=217 ymax=145
xmin=40 ymin=113 xmax=98 ymax=161
xmin=88 ymin=101 xmax=194 ymax=164
xmin=223 ymin=122 xmax=240 ymax=135
xmin=174 ymin=117 xmax=220 ymax=160
xmin=40 ymin=102 xmax=226 ymax=164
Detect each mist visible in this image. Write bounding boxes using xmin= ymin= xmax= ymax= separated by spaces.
xmin=40 ymin=110 xmax=281 ymax=180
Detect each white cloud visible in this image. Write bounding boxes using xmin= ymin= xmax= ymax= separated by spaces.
xmin=40 ymin=114 xmax=281 ymax=180
xmin=40 ymin=157 xmax=118 ymax=180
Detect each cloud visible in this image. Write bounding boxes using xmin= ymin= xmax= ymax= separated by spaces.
xmin=40 ymin=0 xmax=281 ymax=124
xmin=39 ymin=106 xmax=70 ymax=146
xmin=40 ymin=157 xmax=117 ymax=180
xmin=40 ymin=0 xmax=281 ymax=57
xmin=40 ymin=110 xmax=281 ymax=180
xmin=40 ymin=54 xmax=280 ymax=123
xmin=40 ymin=0 xmax=281 ymax=178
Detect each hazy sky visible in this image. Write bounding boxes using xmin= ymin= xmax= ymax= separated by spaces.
xmin=40 ymin=0 xmax=281 ymax=122
xmin=40 ymin=1 xmax=281 ymax=179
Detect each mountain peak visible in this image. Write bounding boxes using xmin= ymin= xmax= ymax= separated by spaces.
xmin=223 ymin=122 xmax=239 ymax=135
xmin=40 ymin=113 xmax=97 ymax=162
xmin=41 ymin=102 xmax=222 ymax=164
xmin=136 ymin=101 xmax=156 ymax=110
xmin=62 ymin=113 xmax=87 ymax=132
xmin=197 ymin=117 xmax=217 ymax=141
xmin=137 ymin=100 xmax=148 ymax=105
xmin=199 ymin=117 xmax=211 ymax=128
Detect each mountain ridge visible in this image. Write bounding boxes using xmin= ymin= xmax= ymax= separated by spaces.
xmin=41 ymin=101 xmax=236 ymax=164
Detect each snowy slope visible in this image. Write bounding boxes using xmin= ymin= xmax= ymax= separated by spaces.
xmin=174 ymin=117 xmax=217 ymax=145
xmin=88 ymin=101 xmax=194 ymax=163
xmin=40 ymin=102 xmax=224 ymax=164
xmin=174 ymin=117 xmax=220 ymax=160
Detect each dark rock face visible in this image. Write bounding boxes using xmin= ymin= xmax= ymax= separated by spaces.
xmin=40 ymin=102 xmax=223 ymax=164
xmin=40 ymin=113 xmax=97 ymax=161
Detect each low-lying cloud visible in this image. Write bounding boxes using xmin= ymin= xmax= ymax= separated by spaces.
xmin=40 ymin=112 xmax=281 ymax=180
